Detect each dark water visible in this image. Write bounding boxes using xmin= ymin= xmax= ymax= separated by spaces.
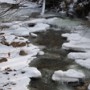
xmin=29 ymin=30 xmax=74 ymax=70
xmin=28 ymin=30 xmax=76 ymax=90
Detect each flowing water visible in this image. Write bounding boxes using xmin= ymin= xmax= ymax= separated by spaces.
xmin=28 ymin=30 xmax=79 ymax=90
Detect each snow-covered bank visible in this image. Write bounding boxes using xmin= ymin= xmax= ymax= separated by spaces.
xmin=0 ymin=42 xmax=42 ymax=90
xmin=0 ymin=17 xmax=60 ymax=90
xmin=61 ymin=21 xmax=90 ymax=70
xmin=0 ymin=18 xmax=60 ymax=36
xmin=0 ymin=18 xmax=54 ymax=90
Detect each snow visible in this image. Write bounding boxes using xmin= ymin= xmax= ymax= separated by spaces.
xmin=27 ymin=18 xmax=46 ymax=23
xmin=0 ymin=18 xmax=51 ymax=90
xmin=0 ymin=44 xmax=16 ymax=54
xmin=68 ymin=52 xmax=90 ymax=60
xmin=0 ymin=67 xmax=41 ymax=90
xmin=1 ymin=18 xmax=61 ymax=37
xmin=76 ymin=59 xmax=90 ymax=69
xmin=88 ymin=84 xmax=90 ymax=90
xmin=62 ymin=28 xmax=90 ymax=52
xmin=38 ymin=51 xmax=44 ymax=55
xmin=0 ymin=42 xmax=41 ymax=90
xmin=30 ymin=33 xmax=38 ymax=37
xmin=62 ymin=42 xmax=90 ymax=51
xmin=52 ymin=69 xmax=85 ymax=82
xmin=1 ymin=20 xmax=50 ymax=36
xmin=4 ymin=34 xmax=28 ymax=44
xmin=0 ymin=0 xmax=16 ymax=4
xmin=12 ymin=23 xmax=49 ymax=36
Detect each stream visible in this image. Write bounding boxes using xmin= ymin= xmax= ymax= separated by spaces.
xmin=28 ymin=29 xmax=89 ymax=90
xmin=0 ymin=1 xmax=90 ymax=90
xmin=28 ymin=30 xmax=74 ymax=90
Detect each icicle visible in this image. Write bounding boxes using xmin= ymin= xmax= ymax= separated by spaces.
xmin=41 ymin=0 xmax=45 ymax=16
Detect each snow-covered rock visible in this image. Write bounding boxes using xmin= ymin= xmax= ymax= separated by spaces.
xmin=52 ymin=69 xmax=85 ymax=82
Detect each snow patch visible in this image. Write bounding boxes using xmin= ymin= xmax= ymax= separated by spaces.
xmin=52 ymin=69 xmax=85 ymax=82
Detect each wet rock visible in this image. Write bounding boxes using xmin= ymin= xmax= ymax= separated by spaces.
xmin=3 ymin=72 xmax=9 ymax=75
xmin=0 ymin=25 xmax=9 ymax=30
xmin=11 ymin=82 xmax=16 ymax=85
xmin=13 ymin=74 xmax=16 ymax=76
xmin=0 ymin=58 xmax=7 ymax=63
xmin=11 ymin=42 xmax=26 ymax=47
xmin=5 ymin=67 xmax=12 ymax=72
xmin=30 ymin=12 xmax=40 ymax=17
xmin=28 ymin=23 xmax=36 ymax=27
xmin=2 ymin=41 xmax=10 ymax=46
xmin=0 ymin=89 xmax=3 ymax=90
xmin=3 ymin=83 xmax=9 ymax=87
xmin=0 ymin=33 xmax=4 ymax=35
xmin=67 ymin=78 xmax=85 ymax=86
xmin=75 ymin=80 xmax=90 ymax=90
xmin=21 ymin=71 xmax=26 ymax=74
xmin=19 ymin=50 xmax=27 ymax=56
